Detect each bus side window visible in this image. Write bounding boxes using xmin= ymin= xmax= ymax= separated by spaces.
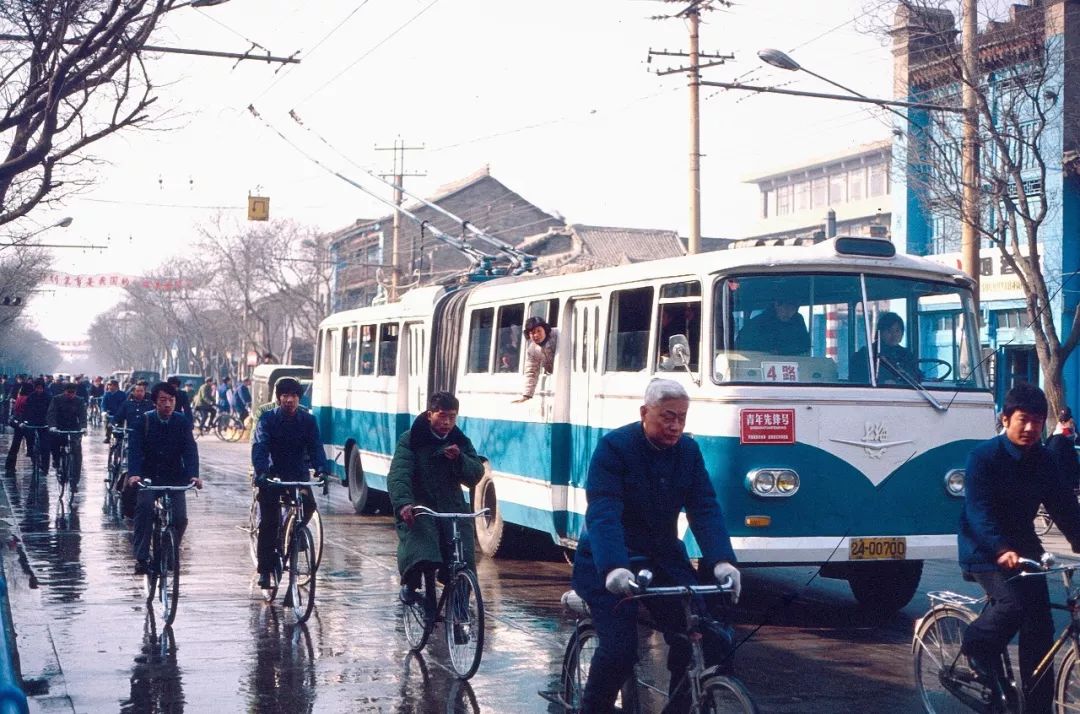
xmin=528 ymin=298 xmax=559 ymax=329
xmin=656 ymin=281 xmax=701 ymax=372
xmin=467 ymin=308 xmax=494 ymax=373
xmin=315 ymin=329 xmax=323 ymax=373
xmin=495 ymin=303 xmax=525 ymax=373
xmin=378 ymin=322 xmax=398 ymax=376
xmin=341 ymin=325 xmax=358 ymax=376
xmin=360 ymin=324 xmax=375 ymax=376
xmin=606 ymin=286 xmax=653 ymax=372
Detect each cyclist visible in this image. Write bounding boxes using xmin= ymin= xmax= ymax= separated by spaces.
xmin=217 ymin=377 xmax=233 ymax=417
xmin=959 ymin=382 xmax=1080 ymax=713
xmin=193 ymin=378 xmax=216 ymax=432
xmin=388 ymin=391 xmax=485 ymax=608
xmin=251 ymin=377 xmax=329 ymax=590
xmin=46 ymin=382 xmax=87 ymax=489
xmin=127 ymin=381 xmax=202 ymax=576
xmin=166 ymin=376 xmax=194 ymax=424
xmin=102 ymin=379 xmax=126 ymax=443
xmin=113 ymin=381 xmax=154 ymax=430
xmin=571 ymin=379 xmax=741 ymax=714
xmin=236 ymin=377 xmax=252 ymax=422
xmin=5 ymin=380 xmax=45 ymax=472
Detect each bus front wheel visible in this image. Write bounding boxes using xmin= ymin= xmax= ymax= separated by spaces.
xmin=846 ymin=560 xmax=923 ymax=614
xmin=474 ymin=471 xmax=505 ymax=558
xmin=347 ymin=448 xmax=369 ymax=515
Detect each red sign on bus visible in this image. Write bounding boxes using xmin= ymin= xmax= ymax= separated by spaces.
xmin=740 ymin=409 xmax=796 ymax=445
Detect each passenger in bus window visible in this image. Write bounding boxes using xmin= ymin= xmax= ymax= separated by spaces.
xmin=658 ymin=303 xmax=700 ymax=370
xmin=735 ymin=298 xmax=810 ymax=356
xmin=513 ymin=317 xmax=557 ymax=402
xmin=849 ymin=312 xmax=921 ymax=384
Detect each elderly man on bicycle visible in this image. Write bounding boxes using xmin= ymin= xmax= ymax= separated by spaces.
xmin=251 ymin=377 xmax=329 ymax=590
xmin=572 ymin=378 xmax=741 ymax=714
xmin=127 ymin=382 xmax=202 ymax=575
xmin=960 ymin=382 xmax=1080 ymax=713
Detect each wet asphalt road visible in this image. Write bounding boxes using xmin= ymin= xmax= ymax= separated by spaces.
xmin=1 ymin=423 xmax=1071 ymax=713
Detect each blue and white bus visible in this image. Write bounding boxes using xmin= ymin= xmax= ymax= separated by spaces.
xmin=313 ymin=236 xmax=993 ymax=612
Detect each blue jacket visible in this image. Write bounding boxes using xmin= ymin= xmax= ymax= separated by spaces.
xmin=251 ymin=407 xmax=327 ymax=481
xmin=572 ymin=422 xmax=736 ymax=595
xmin=959 ymin=434 xmax=1080 ymax=571
xmin=127 ymin=411 xmax=198 ymax=485
xmin=102 ymin=390 xmax=127 ymax=417
xmin=114 ymin=397 xmax=154 ymax=428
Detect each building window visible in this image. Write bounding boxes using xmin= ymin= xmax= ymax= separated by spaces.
xmin=795 ymin=181 xmax=810 ymax=211
xmin=811 ymin=177 xmax=827 ymax=207
xmin=848 ymin=168 xmax=865 ymax=202
xmin=829 ymin=172 xmax=846 ymax=205
xmin=776 ymin=185 xmax=791 ymax=216
xmin=762 ymin=190 xmax=772 ymax=218
xmin=869 ymin=163 xmax=888 ymax=197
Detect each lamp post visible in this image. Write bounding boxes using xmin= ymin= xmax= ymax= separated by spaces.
xmin=0 ymin=217 xmax=74 ymax=253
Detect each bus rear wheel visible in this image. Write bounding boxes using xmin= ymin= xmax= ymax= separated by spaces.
xmin=346 ymin=448 xmax=369 ymax=515
xmin=474 ymin=471 xmax=505 ymax=558
xmin=847 ymin=560 xmax=923 ymax=614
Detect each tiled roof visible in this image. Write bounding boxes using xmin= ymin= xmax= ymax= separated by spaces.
xmin=570 ymin=224 xmax=686 ymax=266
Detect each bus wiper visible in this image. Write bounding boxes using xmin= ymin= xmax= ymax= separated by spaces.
xmin=877 ymin=354 xmax=948 ymax=412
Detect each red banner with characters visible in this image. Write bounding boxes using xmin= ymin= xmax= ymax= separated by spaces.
xmin=43 ymin=273 xmax=191 ymax=290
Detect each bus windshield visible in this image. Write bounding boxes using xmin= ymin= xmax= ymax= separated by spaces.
xmin=712 ymin=272 xmax=985 ymax=391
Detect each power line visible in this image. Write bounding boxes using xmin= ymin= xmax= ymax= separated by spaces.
xmin=293 ymin=0 xmax=445 ymax=109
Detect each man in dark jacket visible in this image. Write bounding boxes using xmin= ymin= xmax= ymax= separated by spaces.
xmin=736 ymin=298 xmax=810 ymax=355
xmin=960 ymin=382 xmax=1080 ymax=714
xmin=571 ymin=379 xmax=740 ymax=713
xmin=113 ymin=382 xmax=154 ymax=429
xmin=166 ymin=376 xmax=193 ymax=424
xmin=388 ymin=392 xmax=485 ymax=608
xmin=1046 ymin=407 xmax=1080 ymax=491
xmin=46 ymin=382 xmax=86 ymax=489
xmin=250 ymin=377 xmax=328 ymax=589
xmin=127 ymin=382 xmax=201 ymax=575
xmin=6 ymin=381 xmax=46 ymax=472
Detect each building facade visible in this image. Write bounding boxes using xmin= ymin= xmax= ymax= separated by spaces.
xmin=891 ymin=0 xmax=1080 ymax=409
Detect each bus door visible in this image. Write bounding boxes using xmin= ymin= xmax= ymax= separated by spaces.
xmin=406 ymin=322 xmax=427 ymax=418
xmin=563 ymin=297 xmax=602 ymax=536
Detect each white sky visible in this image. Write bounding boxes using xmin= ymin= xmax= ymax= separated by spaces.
xmin=18 ymin=0 xmax=901 ymax=342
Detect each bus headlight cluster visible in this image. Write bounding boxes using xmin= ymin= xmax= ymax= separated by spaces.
xmin=746 ymin=469 xmax=800 ymax=497
xmin=944 ymin=469 xmax=965 ymax=497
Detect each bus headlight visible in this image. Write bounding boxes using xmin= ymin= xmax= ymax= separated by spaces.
xmin=746 ymin=469 xmax=799 ymax=497
xmin=944 ymin=469 xmax=965 ymax=497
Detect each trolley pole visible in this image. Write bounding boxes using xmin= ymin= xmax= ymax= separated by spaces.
xmin=375 ymin=139 xmax=425 ymax=302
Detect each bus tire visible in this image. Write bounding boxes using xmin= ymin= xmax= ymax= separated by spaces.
xmin=474 ymin=471 xmax=505 ymax=558
xmin=847 ymin=560 xmax=923 ymax=614
xmin=346 ymin=447 xmax=369 ymax=515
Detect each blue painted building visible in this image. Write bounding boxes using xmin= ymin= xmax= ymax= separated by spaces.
xmin=890 ymin=0 xmax=1080 ymax=412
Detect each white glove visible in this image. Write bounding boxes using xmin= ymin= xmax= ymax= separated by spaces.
xmin=604 ymin=567 xmax=637 ymax=596
xmin=713 ymin=562 xmax=741 ymax=604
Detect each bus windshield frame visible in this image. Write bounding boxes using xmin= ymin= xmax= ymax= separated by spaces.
xmin=712 ymin=271 xmax=987 ymax=392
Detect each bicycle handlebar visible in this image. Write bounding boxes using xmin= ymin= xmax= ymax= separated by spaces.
xmin=17 ymin=423 xmax=48 ymax=430
xmin=49 ymin=428 xmax=85 ymax=435
xmin=625 ymin=569 xmax=735 ymax=598
xmin=266 ymin=477 xmax=327 ymax=488
xmin=412 ymin=505 xmax=491 ymax=520
xmin=137 ymin=480 xmax=199 ymax=492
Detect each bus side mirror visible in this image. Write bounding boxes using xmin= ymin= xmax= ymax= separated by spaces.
xmin=669 ymin=335 xmax=690 ymax=368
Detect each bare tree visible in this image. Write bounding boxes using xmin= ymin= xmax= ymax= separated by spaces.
xmin=889 ymin=0 xmax=1079 ymax=414
xmin=0 ymin=0 xmax=182 ymax=229
xmin=0 ymin=322 xmax=60 ymax=374
xmin=0 ymin=245 xmax=52 ymax=333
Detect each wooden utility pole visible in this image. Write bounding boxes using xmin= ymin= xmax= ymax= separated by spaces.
xmin=648 ymin=1 xmax=732 ymax=255
xmin=961 ymin=0 xmax=980 ymax=311
xmin=374 ymin=139 xmax=425 ymax=301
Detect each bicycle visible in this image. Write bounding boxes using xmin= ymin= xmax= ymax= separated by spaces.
xmin=50 ymin=428 xmax=84 ymax=499
xmin=107 ymin=426 xmax=132 ymax=496
xmin=912 ymin=555 xmax=1080 ymax=713
xmin=88 ymin=397 xmax=103 ymax=429
xmin=1033 ymin=492 xmax=1080 ymax=536
xmin=400 ymin=505 xmax=488 ymax=680
xmin=18 ymin=423 xmax=49 ymax=483
xmin=247 ymin=476 xmax=325 ymax=573
xmin=214 ymin=411 xmax=246 ymax=443
xmin=259 ymin=476 xmax=324 ymax=624
xmin=550 ymin=571 xmax=757 ymax=714
xmin=139 ymin=480 xmax=198 ymax=626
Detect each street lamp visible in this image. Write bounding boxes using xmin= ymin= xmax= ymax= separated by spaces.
xmin=0 ymin=216 xmax=74 ymax=253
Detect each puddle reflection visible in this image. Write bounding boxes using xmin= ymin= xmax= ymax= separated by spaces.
xmin=121 ymin=608 xmax=184 ymax=713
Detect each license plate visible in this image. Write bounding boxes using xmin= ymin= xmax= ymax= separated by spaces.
xmin=849 ymin=537 xmax=907 ymax=561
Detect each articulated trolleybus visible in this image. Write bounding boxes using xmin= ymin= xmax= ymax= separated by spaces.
xmin=314 ymin=236 xmax=993 ymax=612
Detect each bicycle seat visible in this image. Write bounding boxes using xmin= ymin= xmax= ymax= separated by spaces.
xmin=561 ymin=590 xmax=589 ymax=617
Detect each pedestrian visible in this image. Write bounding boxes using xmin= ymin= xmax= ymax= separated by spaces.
xmin=959 ymin=382 xmax=1080 ymax=713
xmin=1046 ymin=407 xmax=1080 ymax=492
xmin=127 ymin=381 xmax=202 ymax=575
xmin=513 ymin=317 xmax=558 ymax=403
xmin=388 ymin=392 xmax=485 ymax=607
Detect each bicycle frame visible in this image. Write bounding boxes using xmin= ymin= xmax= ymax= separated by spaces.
xmin=1015 ymin=564 xmax=1080 ymax=693
xmin=412 ymin=506 xmax=489 ymax=575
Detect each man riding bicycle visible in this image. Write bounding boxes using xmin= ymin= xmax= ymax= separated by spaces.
xmin=571 ymin=379 xmax=741 ymax=714
xmin=127 ymin=382 xmax=202 ymax=576
xmin=46 ymin=382 xmax=87 ymax=490
xmin=960 ymin=382 xmax=1080 ymax=714
xmin=102 ymin=379 xmax=125 ymax=443
xmin=6 ymin=380 xmax=47 ymax=472
xmin=388 ymin=391 xmax=485 ymax=608
xmin=250 ymin=377 xmax=329 ymax=590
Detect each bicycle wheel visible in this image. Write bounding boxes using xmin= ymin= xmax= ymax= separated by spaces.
xmin=1057 ymin=648 xmax=1080 ymax=713
xmin=56 ymin=452 xmax=67 ymax=500
xmin=445 ymin=569 xmax=485 ymax=680
xmin=146 ymin=525 xmax=160 ymax=601
xmin=913 ymin=605 xmax=1017 ymax=713
xmin=699 ymin=673 xmax=758 ymax=713
xmin=308 ymin=508 xmax=324 ymax=573
xmin=1036 ymin=506 xmax=1055 ymax=536
xmin=159 ymin=527 xmax=181 ymax=626
xmin=248 ymin=492 xmax=260 ymax=568
xmin=561 ymin=621 xmax=639 ymax=712
xmin=403 ymin=569 xmax=435 ymax=652
xmin=286 ymin=526 xmax=316 ymax=624
xmin=65 ymin=446 xmax=78 ymax=492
